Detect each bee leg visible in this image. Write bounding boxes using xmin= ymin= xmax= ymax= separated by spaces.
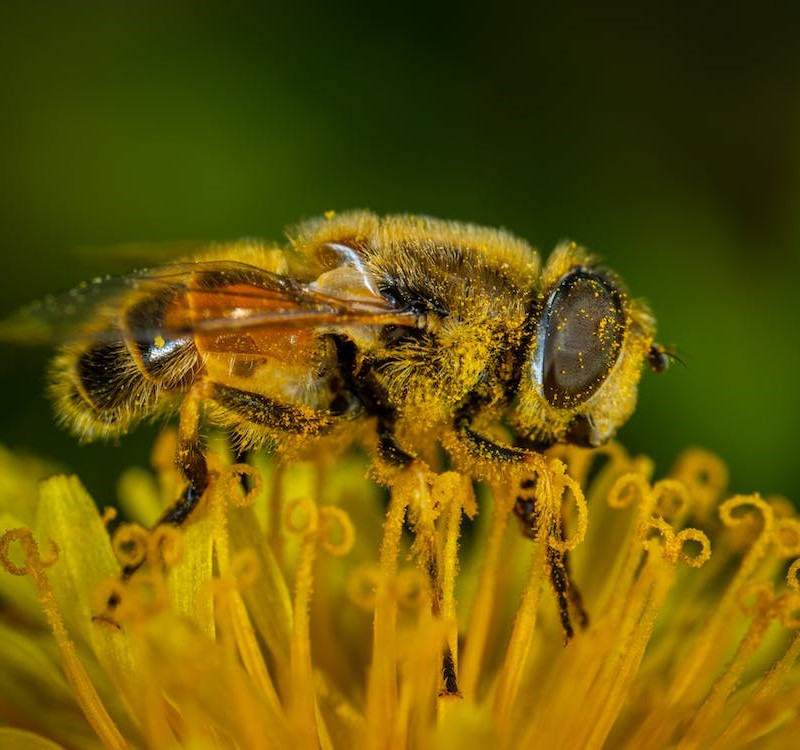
xmin=425 ymin=554 xmax=460 ymax=696
xmin=208 ymin=382 xmax=343 ymax=435
xmin=203 ymin=380 xmax=408 ymax=470
xmin=374 ymin=417 xmax=458 ymax=693
xmin=544 ymin=542 xmax=589 ymax=643
xmin=457 ymin=416 xmax=588 ymax=643
xmin=160 ymin=382 xmax=210 ymax=526
xmin=546 ymin=546 xmax=575 ymax=643
xmin=372 ymin=424 xmax=460 ymax=694
xmin=513 ymin=476 xmax=586 ymax=643
xmin=326 ymin=335 xmax=416 ymax=467
xmin=100 ymin=485 xmax=205 ymax=621
xmin=98 ymin=386 xmax=210 ymax=621
xmin=98 ymin=478 xmax=206 ymax=623
xmin=512 ymin=437 xmax=588 ymax=630
xmin=441 ymin=644 xmax=459 ymax=696
xmin=561 ymin=544 xmax=589 ymax=629
xmin=513 ymin=476 xmax=541 ymax=540
xmin=377 ymin=417 xmax=415 ymax=466
xmin=157 ymin=483 xmax=204 ymax=527
xmin=454 ymin=416 xmax=527 ymax=462
xmin=233 ymin=448 xmax=254 ymax=492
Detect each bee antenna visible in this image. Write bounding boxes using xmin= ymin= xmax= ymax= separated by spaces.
xmin=666 ymin=349 xmax=687 ymax=368
xmin=648 ymin=343 xmax=685 ymax=373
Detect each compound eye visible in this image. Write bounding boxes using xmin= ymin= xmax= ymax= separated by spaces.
xmin=539 ymin=270 xmax=625 ymax=408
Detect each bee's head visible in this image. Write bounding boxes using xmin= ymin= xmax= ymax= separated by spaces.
xmin=512 ymin=243 xmax=659 ymax=448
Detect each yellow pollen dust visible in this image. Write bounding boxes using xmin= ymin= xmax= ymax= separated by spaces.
xmin=0 ymin=441 xmax=798 ymax=749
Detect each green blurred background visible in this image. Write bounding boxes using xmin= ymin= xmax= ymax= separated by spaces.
xmin=1 ymin=2 xmax=798 ymax=505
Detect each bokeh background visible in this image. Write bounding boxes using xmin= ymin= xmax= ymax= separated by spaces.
xmin=1 ymin=3 xmax=798 ymax=505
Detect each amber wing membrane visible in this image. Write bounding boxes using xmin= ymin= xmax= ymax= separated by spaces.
xmin=0 ymin=260 xmax=419 ymax=346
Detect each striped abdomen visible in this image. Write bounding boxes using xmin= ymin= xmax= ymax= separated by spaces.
xmin=50 ymin=286 xmax=202 ymax=440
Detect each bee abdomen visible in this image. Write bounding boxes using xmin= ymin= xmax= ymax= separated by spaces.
xmin=75 ymin=338 xmax=149 ymax=413
xmin=49 ymin=334 xmax=158 ymax=440
xmin=51 ymin=330 xmax=200 ymax=442
xmin=124 ymin=289 xmax=201 ymax=389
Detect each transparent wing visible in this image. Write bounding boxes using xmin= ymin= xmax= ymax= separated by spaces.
xmin=0 ymin=271 xmax=150 ymax=344
xmin=0 ymin=259 xmax=420 ymax=346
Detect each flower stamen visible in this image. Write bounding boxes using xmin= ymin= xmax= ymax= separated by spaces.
xmin=0 ymin=528 xmax=127 ymax=750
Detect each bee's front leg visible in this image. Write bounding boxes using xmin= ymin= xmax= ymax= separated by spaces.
xmin=513 ymin=486 xmax=588 ymax=641
xmin=454 ymin=414 xmax=588 ymax=644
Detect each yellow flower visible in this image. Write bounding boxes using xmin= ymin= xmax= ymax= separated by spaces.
xmin=1 ymin=435 xmax=799 ymax=749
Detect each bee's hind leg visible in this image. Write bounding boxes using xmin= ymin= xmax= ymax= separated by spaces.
xmin=169 ymin=382 xmax=211 ymax=519
xmin=136 ymin=382 xmax=211 ymax=533
xmin=101 ymin=384 xmax=211 ymax=619
xmin=155 ymin=483 xmax=205 ymax=527
xmin=109 ymin=483 xmax=203 ymax=610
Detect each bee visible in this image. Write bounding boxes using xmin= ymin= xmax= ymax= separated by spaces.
xmin=7 ymin=211 xmax=666 ymax=646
